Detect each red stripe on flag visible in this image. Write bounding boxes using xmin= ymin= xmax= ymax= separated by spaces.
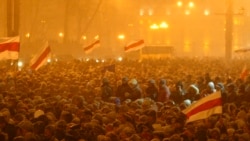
xmin=240 ymin=65 xmax=248 ymax=80
xmin=185 ymin=98 xmax=222 ymax=118
xmin=0 ymin=42 xmax=19 ymax=52
xmin=0 ymin=37 xmax=20 ymax=60
xmin=124 ymin=40 xmax=144 ymax=51
xmin=30 ymin=46 xmax=51 ymax=70
xmin=84 ymin=40 xmax=100 ymax=51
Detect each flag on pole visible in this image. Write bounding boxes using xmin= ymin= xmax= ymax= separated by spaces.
xmin=84 ymin=39 xmax=100 ymax=54
xmin=30 ymin=42 xmax=51 ymax=70
xmin=182 ymin=91 xmax=222 ymax=123
xmin=0 ymin=36 xmax=20 ymax=60
xmin=240 ymin=65 xmax=248 ymax=81
xmin=124 ymin=39 xmax=145 ymax=53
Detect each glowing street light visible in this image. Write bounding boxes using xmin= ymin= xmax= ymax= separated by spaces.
xmin=94 ymin=35 xmax=99 ymax=40
xmin=188 ymin=2 xmax=194 ymax=8
xmin=118 ymin=34 xmax=125 ymax=40
xmin=204 ymin=9 xmax=210 ymax=16
xmin=47 ymin=58 xmax=51 ymax=63
xmin=82 ymin=35 xmax=87 ymax=40
xmin=159 ymin=22 xmax=168 ymax=29
xmin=58 ymin=32 xmax=64 ymax=37
xmin=185 ymin=10 xmax=190 ymax=15
xmin=148 ymin=9 xmax=153 ymax=16
xmin=150 ymin=24 xmax=159 ymax=29
xmin=177 ymin=1 xmax=183 ymax=7
xmin=139 ymin=9 xmax=144 ymax=16
xmin=118 ymin=56 xmax=123 ymax=61
xmin=25 ymin=33 xmax=30 ymax=38
xmin=17 ymin=61 xmax=23 ymax=67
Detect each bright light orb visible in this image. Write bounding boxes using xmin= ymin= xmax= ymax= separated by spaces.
xmin=58 ymin=32 xmax=64 ymax=37
xmin=150 ymin=24 xmax=159 ymax=29
xmin=177 ymin=1 xmax=183 ymax=7
xmin=25 ymin=33 xmax=30 ymax=38
xmin=18 ymin=61 xmax=23 ymax=67
xmin=118 ymin=34 xmax=125 ymax=40
xmin=118 ymin=57 xmax=123 ymax=61
xmin=160 ymin=22 xmax=168 ymax=29
xmin=94 ymin=35 xmax=99 ymax=40
xmin=185 ymin=10 xmax=190 ymax=15
xmin=204 ymin=9 xmax=210 ymax=16
xmin=82 ymin=36 xmax=87 ymax=40
xmin=189 ymin=2 xmax=194 ymax=8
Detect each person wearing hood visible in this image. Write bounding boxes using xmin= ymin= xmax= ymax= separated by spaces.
xmin=157 ymin=79 xmax=171 ymax=102
xmin=116 ymin=77 xmax=132 ymax=102
xmin=201 ymin=81 xmax=217 ymax=97
xmin=225 ymin=83 xmax=237 ymax=104
xmin=101 ymin=78 xmax=113 ymax=102
xmin=0 ymin=115 xmax=17 ymax=141
xmin=185 ymin=84 xmax=200 ymax=102
xmin=128 ymin=79 xmax=142 ymax=101
xmin=145 ymin=79 xmax=159 ymax=101
xmin=170 ymin=81 xmax=185 ymax=105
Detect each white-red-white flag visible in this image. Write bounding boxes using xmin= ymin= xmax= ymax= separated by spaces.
xmin=84 ymin=39 xmax=100 ymax=54
xmin=0 ymin=36 xmax=20 ymax=60
xmin=124 ymin=39 xmax=145 ymax=53
xmin=30 ymin=42 xmax=51 ymax=70
xmin=182 ymin=91 xmax=222 ymax=123
xmin=240 ymin=65 xmax=249 ymax=81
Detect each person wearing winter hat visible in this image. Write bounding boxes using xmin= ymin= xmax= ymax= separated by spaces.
xmin=116 ymin=76 xmax=132 ymax=102
xmin=200 ymin=81 xmax=216 ymax=97
xmin=34 ymin=109 xmax=45 ymax=119
xmin=44 ymin=124 xmax=58 ymax=141
xmin=157 ymin=79 xmax=171 ymax=103
xmin=185 ymin=84 xmax=200 ymax=102
xmin=101 ymin=78 xmax=113 ymax=102
xmin=169 ymin=81 xmax=185 ymax=105
xmin=0 ymin=114 xmax=17 ymax=141
xmin=208 ymin=127 xmax=220 ymax=140
xmin=145 ymin=79 xmax=159 ymax=101
xmin=54 ymin=120 xmax=67 ymax=141
xmin=119 ymin=126 xmax=136 ymax=141
xmin=15 ymin=120 xmax=36 ymax=141
xmin=225 ymin=82 xmax=237 ymax=104
xmin=127 ymin=79 xmax=142 ymax=101
xmin=97 ymin=135 xmax=110 ymax=141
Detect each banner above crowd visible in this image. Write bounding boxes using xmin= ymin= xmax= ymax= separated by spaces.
xmin=0 ymin=36 xmax=20 ymax=60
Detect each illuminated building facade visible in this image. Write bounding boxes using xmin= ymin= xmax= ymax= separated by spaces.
xmin=0 ymin=0 xmax=250 ymax=58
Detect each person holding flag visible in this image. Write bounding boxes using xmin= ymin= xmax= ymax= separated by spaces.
xmin=182 ymin=91 xmax=222 ymax=123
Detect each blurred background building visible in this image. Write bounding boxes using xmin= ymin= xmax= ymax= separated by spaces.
xmin=0 ymin=0 xmax=250 ymax=59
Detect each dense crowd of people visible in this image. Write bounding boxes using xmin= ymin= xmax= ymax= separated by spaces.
xmin=0 ymin=57 xmax=250 ymax=141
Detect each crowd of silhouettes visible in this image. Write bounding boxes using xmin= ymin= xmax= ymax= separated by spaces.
xmin=0 ymin=57 xmax=249 ymax=141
